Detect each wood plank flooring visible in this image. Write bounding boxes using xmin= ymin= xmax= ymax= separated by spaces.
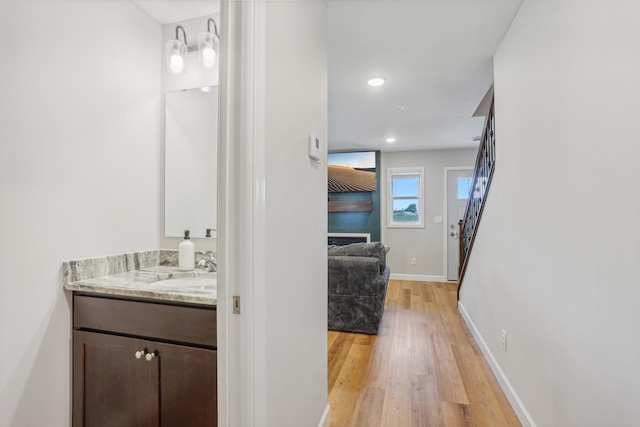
xmin=328 ymin=280 xmax=521 ymax=427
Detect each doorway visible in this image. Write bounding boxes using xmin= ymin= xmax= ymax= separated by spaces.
xmin=445 ymin=168 xmax=473 ymax=281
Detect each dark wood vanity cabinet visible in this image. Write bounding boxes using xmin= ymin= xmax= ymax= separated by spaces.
xmin=72 ymin=295 xmax=217 ymax=427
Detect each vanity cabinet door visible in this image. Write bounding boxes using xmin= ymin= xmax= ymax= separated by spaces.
xmin=73 ymin=331 xmax=217 ymax=427
xmin=72 ymin=295 xmax=217 ymax=426
xmin=157 ymin=342 xmax=217 ymax=427
xmin=73 ymin=330 xmax=159 ymax=427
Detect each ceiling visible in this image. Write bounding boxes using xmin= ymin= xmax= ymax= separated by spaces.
xmin=328 ymin=0 xmax=522 ymax=152
xmin=133 ymin=0 xmax=219 ymax=24
xmin=134 ymin=0 xmax=523 ymax=153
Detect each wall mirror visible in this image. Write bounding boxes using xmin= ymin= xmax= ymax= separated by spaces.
xmin=164 ymin=86 xmax=218 ymax=238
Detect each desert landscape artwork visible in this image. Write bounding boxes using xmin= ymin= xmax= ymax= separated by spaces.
xmin=328 ymin=151 xmax=376 ymax=193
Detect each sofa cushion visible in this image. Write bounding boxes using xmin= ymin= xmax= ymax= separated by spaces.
xmin=327 ymin=242 xmax=387 ymax=273
xmin=328 ymin=256 xmax=382 ymax=296
xmin=328 ymin=295 xmax=385 ymax=335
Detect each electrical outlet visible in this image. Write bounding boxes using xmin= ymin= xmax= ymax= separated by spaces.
xmin=501 ymin=329 xmax=507 ymax=352
xmin=411 ymin=257 xmax=417 ymax=265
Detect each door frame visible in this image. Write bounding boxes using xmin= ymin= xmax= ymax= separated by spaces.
xmin=218 ymin=1 xmax=267 ymax=426
xmin=443 ymin=166 xmax=473 ymax=282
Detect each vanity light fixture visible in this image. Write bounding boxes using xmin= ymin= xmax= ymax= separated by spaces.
xmin=198 ymin=18 xmax=219 ymax=69
xmin=166 ymin=25 xmax=188 ymax=74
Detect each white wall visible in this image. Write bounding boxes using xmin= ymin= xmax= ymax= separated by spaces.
xmin=262 ymin=3 xmax=328 ymax=425
xmin=381 ymin=148 xmax=477 ymax=279
xmin=218 ymin=1 xmax=328 ymax=426
xmin=0 ymin=2 xmax=162 ymax=425
xmin=459 ymin=1 xmax=640 ymax=426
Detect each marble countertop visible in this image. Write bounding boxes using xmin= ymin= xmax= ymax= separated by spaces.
xmin=63 ymin=250 xmax=217 ymax=306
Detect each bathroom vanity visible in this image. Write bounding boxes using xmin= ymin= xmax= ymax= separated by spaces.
xmin=63 ymin=251 xmax=217 ymax=427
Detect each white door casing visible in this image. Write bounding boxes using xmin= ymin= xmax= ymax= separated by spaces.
xmin=218 ymin=1 xmax=267 ymax=426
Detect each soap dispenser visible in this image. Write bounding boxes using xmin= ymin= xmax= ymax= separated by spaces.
xmin=179 ymin=230 xmax=195 ymax=271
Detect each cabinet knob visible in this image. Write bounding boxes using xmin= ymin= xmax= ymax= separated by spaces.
xmin=135 ymin=350 xmax=145 ymax=359
xmin=145 ymin=351 xmax=156 ymax=362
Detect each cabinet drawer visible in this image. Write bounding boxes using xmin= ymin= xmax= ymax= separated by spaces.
xmin=74 ymin=295 xmax=216 ymax=347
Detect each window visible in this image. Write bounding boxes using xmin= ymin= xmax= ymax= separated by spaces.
xmin=457 ymin=177 xmax=472 ymax=199
xmin=387 ymin=167 xmax=424 ymax=228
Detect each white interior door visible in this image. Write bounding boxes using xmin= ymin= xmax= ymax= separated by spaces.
xmin=446 ymin=169 xmax=473 ymax=281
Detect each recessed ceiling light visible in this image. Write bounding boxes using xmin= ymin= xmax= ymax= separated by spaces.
xmin=367 ymin=77 xmax=386 ymax=87
xmin=385 ymin=137 xmax=397 ymax=143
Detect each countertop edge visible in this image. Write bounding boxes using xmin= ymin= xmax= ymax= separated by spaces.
xmin=64 ymin=282 xmax=217 ymax=306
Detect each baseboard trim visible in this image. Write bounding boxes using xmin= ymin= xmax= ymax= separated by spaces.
xmin=457 ymin=301 xmax=537 ymax=427
xmin=317 ymin=404 xmax=331 ymax=427
xmin=390 ymin=273 xmax=445 ymax=282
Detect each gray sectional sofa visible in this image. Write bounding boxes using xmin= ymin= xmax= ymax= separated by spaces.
xmin=327 ymin=242 xmax=390 ymax=334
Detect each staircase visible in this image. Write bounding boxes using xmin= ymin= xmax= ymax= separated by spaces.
xmin=457 ymin=95 xmax=496 ymax=299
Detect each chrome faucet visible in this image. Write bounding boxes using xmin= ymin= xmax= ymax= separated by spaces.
xmin=197 ymin=251 xmax=217 ymax=272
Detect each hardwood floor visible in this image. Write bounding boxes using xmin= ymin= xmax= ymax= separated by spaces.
xmin=328 ymin=280 xmax=521 ymax=427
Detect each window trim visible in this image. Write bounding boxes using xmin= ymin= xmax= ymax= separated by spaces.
xmin=387 ymin=166 xmax=425 ymax=229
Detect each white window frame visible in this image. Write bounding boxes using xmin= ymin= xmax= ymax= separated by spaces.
xmin=387 ymin=166 xmax=425 ymax=228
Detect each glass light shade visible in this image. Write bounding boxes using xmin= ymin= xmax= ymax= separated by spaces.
xmin=166 ymin=39 xmax=187 ymax=74
xmin=198 ymin=32 xmax=219 ymax=69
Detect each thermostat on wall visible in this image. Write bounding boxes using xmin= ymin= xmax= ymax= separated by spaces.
xmin=308 ymin=134 xmax=321 ymax=162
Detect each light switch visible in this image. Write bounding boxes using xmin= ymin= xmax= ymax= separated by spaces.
xmin=434 ymin=216 xmax=443 ymax=224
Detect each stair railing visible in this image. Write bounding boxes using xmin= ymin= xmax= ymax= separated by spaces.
xmin=457 ymin=96 xmax=496 ymax=298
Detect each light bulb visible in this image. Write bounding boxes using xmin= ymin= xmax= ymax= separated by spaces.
xmin=201 ymin=47 xmax=216 ymax=68
xmin=166 ymin=38 xmax=187 ymax=75
xmin=170 ymin=54 xmax=184 ymax=74
xmin=198 ymin=31 xmax=218 ymax=69
xmin=367 ymin=77 xmax=385 ymax=87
